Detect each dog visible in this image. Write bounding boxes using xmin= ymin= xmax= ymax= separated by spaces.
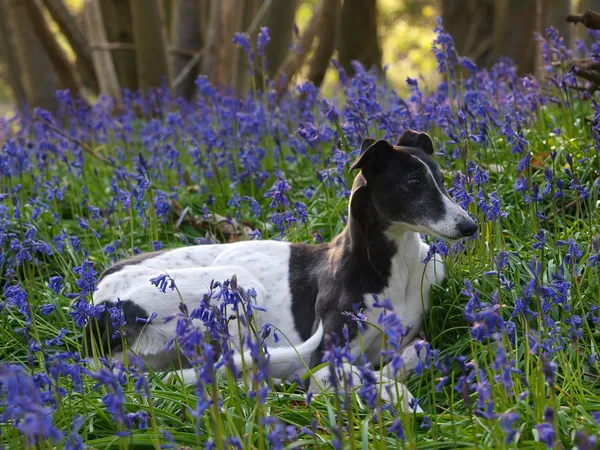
xmin=87 ymin=129 xmax=477 ymax=411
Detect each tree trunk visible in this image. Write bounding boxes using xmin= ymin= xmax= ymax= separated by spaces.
xmin=0 ymin=0 xmax=27 ymax=105
xmin=215 ymin=0 xmax=239 ymax=88
xmin=256 ymin=0 xmax=298 ymax=78
xmin=307 ymin=0 xmax=340 ymax=87
xmin=22 ymin=0 xmax=83 ymax=96
xmin=232 ymin=0 xmax=260 ymax=95
xmin=41 ymin=0 xmax=98 ymax=93
xmin=200 ymin=0 xmax=222 ymax=81
xmin=275 ymin=0 xmax=324 ymax=93
xmin=441 ymin=0 xmax=572 ymax=76
xmin=4 ymin=0 xmax=60 ymax=113
xmin=338 ymin=0 xmax=382 ymax=77
xmin=130 ymin=0 xmax=173 ymax=92
xmin=172 ymin=0 xmax=202 ymax=100
xmin=100 ymin=0 xmax=138 ymax=91
xmin=542 ymin=0 xmax=571 ymax=48
xmin=83 ymin=0 xmax=121 ymax=103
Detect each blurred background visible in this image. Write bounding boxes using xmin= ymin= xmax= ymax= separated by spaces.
xmin=0 ymin=0 xmax=597 ymax=115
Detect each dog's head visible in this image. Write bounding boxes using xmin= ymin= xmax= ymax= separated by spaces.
xmin=348 ymin=129 xmax=477 ymax=241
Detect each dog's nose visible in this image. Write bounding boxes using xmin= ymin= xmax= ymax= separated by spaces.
xmin=458 ymin=220 xmax=478 ymax=237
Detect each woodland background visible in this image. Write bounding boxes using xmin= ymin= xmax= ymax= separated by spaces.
xmin=1 ymin=0 xmax=598 ymax=115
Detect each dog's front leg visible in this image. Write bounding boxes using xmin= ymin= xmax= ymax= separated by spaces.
xmin=377 ymin=334 xmax=427 ymax=382
xmin=307 ymin=362 xmax=422 ymax=413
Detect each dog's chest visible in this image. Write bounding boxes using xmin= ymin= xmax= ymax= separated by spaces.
xmin=354 ymin=252 xmax=427 ymax=362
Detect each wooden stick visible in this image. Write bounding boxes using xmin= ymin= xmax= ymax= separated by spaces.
xmin=173 ymin=50 xmax=205 ymax=89
xmin=34 ymin=114 xmax=117 ymax=168
xmin=567 ymin=9 xmax=600 ymax=30
xmin=89 ymin=42 xmax=136 ymax=52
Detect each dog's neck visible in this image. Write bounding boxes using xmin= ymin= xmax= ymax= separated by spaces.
xmin=328 ymin=185 xmax=421 ymax=293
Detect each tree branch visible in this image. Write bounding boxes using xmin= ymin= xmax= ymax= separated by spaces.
xmin=40 ymin=0 xmax=98 ymax=92
xmin=34 ymin=113 xmax=117 ymax=167
xmin=173 ymin=49 xmax=206 ymax=89
xmin=22 ymin=0 xmax=83 ymax=96
xmin=567 ymin=9 xmax=600 ymax=30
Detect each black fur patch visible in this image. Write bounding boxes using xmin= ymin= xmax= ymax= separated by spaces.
xmin=98 ymin=250 xmax=168 ymax=282
xmin=288 ymin=243 xmax=326 ymax=341
xmin=85 ymin=300 xmax=149 ymax=356
xmin=288 ymin=177 xmax=400 ymax=375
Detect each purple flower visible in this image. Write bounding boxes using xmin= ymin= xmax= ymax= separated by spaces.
xmin=48 ymin=275 xmax=63 ymax=294
xmin=499 ymin=412 xmax=520 ymax=443
xmin=149 ymin=273 xmax=176 ymax=293
xmin=535 ymin=422 xmax=555 ymax=448
xmin=388 ymin=418 xmax=405 ymax=439
xmin=576 ymin=431 xmax=597 ymax=450
xmin=264 ymin=170 xmax=291 ymax=208
xmin=233 ymin=32 xmax=254 ymax=64
xmin=257 ymin=26 xmax=270 ymax=58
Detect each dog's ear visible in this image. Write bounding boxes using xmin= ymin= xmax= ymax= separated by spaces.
xmin=349 ymin=174 xmax=369 ymax=227
xmin=396 ymin=129 xmax=434 ymax=155
xmin=349 ymin=138 xmax=393 ymax=175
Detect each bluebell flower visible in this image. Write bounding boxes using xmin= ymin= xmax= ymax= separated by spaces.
xmin=576 ymin=431 xmax=597 ymax=450
xmin=241 ymin=195 xmax=261 ymax=217
xmin=388 ymin=418 xmax=405 ymax=439
xmin=257 ymin=26 xmax=270 ymax=58
xmin=63 ymin=414 xmax=85 ymax=450
xmin=233 ymin=32 xmax=254 ymax=64
xmin=4 ymin=282 xmax=30 ymax=321
xmin=535 ymin=421 xmax=555 ymax=448
xmin=150 ymin=273 xmax=176 ymax=293
xmin=499 ymin=411 xmax=520 ymax=443
xmin=264 ymin=170 xmax=291 ymax=208
xmin=48 ymin=275 xmax=63 ymax=294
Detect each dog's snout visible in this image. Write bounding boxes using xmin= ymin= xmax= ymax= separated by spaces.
xmin=457 ymin=220 xmax=478 ymax=237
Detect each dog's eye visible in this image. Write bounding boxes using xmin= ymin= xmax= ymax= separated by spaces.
xmin=407 ymin=176 xmax=421 ymax=187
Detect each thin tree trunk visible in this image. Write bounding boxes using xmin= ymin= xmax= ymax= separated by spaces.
xmin=338 ymin=0 xmax=382 ymax=77
xmin=40 ymin=0 xmax=98 ymax=92
xmin=275 ymin=0 xmax=324 ymax=93
xmin=83 ymin=0 xmax=121 ymax=103
xmin=544 ymin=0 xmax=572 ymax=48
xmin=233 ymin=0 xmax=260 ymax=95
xmin=200 ymin=0 xmax=222 ymax=81
xmin=172 ymin=0 xmax=202 ymax=99
xmin=5 ymin=0 xmax=60 ymax=113
xmin=307 ymin=0 xmax=340 ymax=87
xmin=131 ymin=0 xmax=173 ymax=92
xmin=256 ymin=0 xmax=298 ymax=78
xmin=0 ymin=0 xmax=27 ymax=105
xmin=100 ymin=0 xmax=137 ymax=91
xmin=215 ymin=0 xmax=238 ymax=87
xmin=22 ymin=0 xmax=82 ymax=96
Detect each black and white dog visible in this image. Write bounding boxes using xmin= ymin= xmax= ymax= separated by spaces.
xmin=88 ymin=130 xmax=477 ymax=411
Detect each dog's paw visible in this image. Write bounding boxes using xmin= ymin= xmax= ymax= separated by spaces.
xmin=382 ymin=383 xmax=423 ymax=414
xmin=396 ymin=344 xmax=421 ymax=382
xmin=307 ymin=364 xmax=423 ymax=414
